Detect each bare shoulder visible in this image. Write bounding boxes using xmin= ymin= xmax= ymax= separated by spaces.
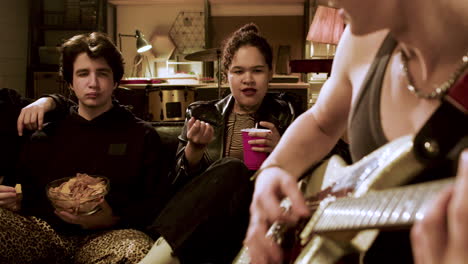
xmin=334 ymin=28 xmax=388 ymax=82
xmin=337 ymin=28 xmax=389 ymax=98
xmin=308 ymin=28 xmax=389 ymax=137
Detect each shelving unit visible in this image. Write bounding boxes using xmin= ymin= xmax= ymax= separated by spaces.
xmin=165 ymin=61 xmax=201 ymax=76
xmin=27 ymin=0 xmax=108 ymax=98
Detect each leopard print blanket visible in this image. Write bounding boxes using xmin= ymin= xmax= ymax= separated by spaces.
xmin=0 ymin=208 xmax=153 ymax=264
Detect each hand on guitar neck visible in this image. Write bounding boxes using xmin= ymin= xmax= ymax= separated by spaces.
xmin=411 ymin=149 xmax=468 ymax=264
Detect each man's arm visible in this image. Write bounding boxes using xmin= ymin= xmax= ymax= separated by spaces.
xmin=17 ymin=94 xmax=74 ymax=136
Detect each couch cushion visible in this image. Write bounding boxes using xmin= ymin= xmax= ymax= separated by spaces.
xmin=152 ymin=122 xmax=184 ymax=164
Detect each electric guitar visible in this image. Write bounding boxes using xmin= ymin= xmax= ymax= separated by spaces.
xmin=233 ymin=135 xmax=453 ymax=264
xmin=233 ymin=61 xmax=467 ymax=264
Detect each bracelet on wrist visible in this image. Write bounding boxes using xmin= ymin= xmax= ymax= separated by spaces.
xmin=250 ymin=164 xmax=282 ymax=181
xmin=187 ymin=141 xmax=207 ymax=150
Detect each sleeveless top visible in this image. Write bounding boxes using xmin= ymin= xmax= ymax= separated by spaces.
xmin=348 ymin=35 xmax=398 ymax=162
xmin=348 ymin=34 xmax=466 ymax=263
xmin=347 ymin=35 xmax=417 ymax=264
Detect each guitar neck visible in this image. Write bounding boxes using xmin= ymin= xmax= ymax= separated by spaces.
xmin=313 ymin=178 xmax=453 ymax=233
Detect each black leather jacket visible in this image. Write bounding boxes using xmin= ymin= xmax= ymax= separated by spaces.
xmin=171 ymin=93 xmax=296 ymax=187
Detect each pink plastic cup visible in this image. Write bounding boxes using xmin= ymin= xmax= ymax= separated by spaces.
xmin=241 ymin=128 xmax=271 ymax=170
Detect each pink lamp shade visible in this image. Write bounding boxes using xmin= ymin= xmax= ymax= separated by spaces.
xmin=307 ymin=6 xmax=344 ymax=45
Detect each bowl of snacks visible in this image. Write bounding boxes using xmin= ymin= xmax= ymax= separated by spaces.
xmin=46 ymin=173 xmax=109 ymax=215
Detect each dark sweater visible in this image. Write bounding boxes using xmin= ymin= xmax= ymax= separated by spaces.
xmin=18 ymin=103 xmax=171 ymax=234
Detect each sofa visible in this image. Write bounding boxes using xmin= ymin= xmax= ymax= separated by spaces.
xmin=152 ymin=121 xmax=184 ymax=165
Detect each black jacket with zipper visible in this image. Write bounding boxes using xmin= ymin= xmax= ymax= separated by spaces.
xmin=171 ymin=93 xmax=295 ymax=188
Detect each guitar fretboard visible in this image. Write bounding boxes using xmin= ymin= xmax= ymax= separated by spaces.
xmin=313 ymin=178 xmax=453 ymax=233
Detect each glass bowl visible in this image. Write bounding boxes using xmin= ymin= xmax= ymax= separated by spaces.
xmin=46 ymin=175 xmax=109 ymax=216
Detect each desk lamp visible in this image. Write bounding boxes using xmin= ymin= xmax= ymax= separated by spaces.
xmin=119 ymin=30 xmax=153 ymax=76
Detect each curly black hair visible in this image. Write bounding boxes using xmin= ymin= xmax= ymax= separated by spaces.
xmin=221 ymin=23 xmax=273 ymax=81
xmin=60 ymin=32 xmax=124 ymax=85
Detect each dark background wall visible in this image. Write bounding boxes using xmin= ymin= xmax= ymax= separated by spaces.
xmin=0 ymin=0 xmax=29 ymax=95
xmin=211 ymin=16 xmax=304 ymax=72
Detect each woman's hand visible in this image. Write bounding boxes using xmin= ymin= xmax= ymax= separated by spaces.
xmin=248 ymin=121 xmax=281 ymax=153
xmin=0 ymin=185 xmax=20 ymax=211
xmin=411 ymin=149 xmax=468 ymax=264
xmin=17 ymin=97 xmax=56 ymax=136
xmin=244 ymin=166 xmax=309 ymax=264
xmin=186 ymin=117 xmax=215 ymax=148
xmin=184 ymin=117 xmax=215 ymax=168
xmin=55 ymin=199 xmax=119 ymax=230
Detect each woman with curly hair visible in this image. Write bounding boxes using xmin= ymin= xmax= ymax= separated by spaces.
xmin=140 ymin=23 xmax=296 ymax=264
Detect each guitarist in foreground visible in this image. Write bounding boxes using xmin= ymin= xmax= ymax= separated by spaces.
xmin=244 ymin=0 xmax=468 ymax=263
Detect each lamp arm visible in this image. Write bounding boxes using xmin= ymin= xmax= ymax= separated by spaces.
xmin=118 ymin=33 xmax=137 ymax=52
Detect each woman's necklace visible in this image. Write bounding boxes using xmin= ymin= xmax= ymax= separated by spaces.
xmin=400 ymin=50 xmax=468 ymax=100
